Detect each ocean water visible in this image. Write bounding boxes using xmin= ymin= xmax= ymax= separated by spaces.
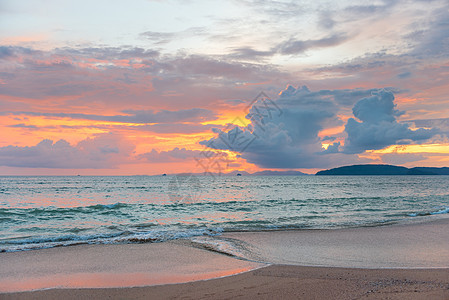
xmin=1 ymin=175 xmax=448 ymax=252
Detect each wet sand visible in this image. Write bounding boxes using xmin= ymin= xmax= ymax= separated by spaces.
xmin=1 ymin=218 xmax=449 ymax=299
xmin=0 ymin=242 xmax=264 ymax=293
xmin=222 ymin=217 xmax=449 ymax=268
xmin=2 ymin=265 xmax=449 ymax=300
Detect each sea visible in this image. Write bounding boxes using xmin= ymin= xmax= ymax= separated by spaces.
xmin=1 ymin=175 xmax=448 ymax=252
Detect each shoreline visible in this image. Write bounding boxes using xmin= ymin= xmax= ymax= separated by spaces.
xmin=1 ymin=217 xmax=449 ymax=299
xmin=3 ymin=265 xmax=449 ymax=300
xmin=219 ymin=215 xmax=449 ymax=269
xmin=2 ymin=212 xmax=447 ymax=254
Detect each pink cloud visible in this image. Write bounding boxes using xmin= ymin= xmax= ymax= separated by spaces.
xmin=0 ymin=133 xmax=133 ymax=169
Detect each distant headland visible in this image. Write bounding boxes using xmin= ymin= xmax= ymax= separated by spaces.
xmin=316 ymin=164 xmax=449 ymax=176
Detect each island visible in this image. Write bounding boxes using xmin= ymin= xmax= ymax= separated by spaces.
xmin=316 ymin=164 xmax=449 ymax=175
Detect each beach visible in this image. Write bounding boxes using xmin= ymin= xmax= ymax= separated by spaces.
xmin=2 ymin=265 xmax=449 ymax=300
xmin=1 ymin=218 xmax=448 ymax=299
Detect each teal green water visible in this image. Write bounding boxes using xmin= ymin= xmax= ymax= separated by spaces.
xmin=1 ymin=175 xmax=448 ymax=252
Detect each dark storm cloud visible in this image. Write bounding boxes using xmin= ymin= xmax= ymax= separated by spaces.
xmin=343 ymin=90 xmax=437 ymax=154
xmin=199 ymin=86 xmax=438 ymax=169
xmin=311 ymin=88 xmax=380 ymax=106
xmin=200 ymin=85 xmax=346 ymax=169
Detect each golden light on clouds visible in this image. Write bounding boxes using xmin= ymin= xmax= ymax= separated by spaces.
xmin=318 ymin=126 xmax=345 ymax=138
xmin=369 ymin=144 xmax=449 ymax=155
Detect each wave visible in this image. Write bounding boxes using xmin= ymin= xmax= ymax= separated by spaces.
xmin=0 ymin=228 xmax=224 ymax=253
xmin=0 ymin=202 xmax=131 ymax=217
xmin=186 ymin=236 xmax=259 ymax=262
xmin=409 ymin=207 xmax=449 ymax=217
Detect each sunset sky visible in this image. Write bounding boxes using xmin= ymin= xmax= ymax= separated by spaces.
xmin=1 ymin=0 xmax=448 ymax=175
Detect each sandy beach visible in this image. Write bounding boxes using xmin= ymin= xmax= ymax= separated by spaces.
xmin=3 ymin=265 xmax=449 ymax=300
xmin=221 ymin=216 xmax=449 ymax=268
xmin=1 ymin=218 xmax=449 ymax=299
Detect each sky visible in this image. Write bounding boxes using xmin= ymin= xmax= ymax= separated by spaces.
xmin=0 ymin=0 xmax=448 ymax=175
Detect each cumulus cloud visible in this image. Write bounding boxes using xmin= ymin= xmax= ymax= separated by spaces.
xmin=199 ymin=85 xmax=348 ymax=168
xmin=343 ymin=90 xmax=437 ymax=153
xmin=198 ymin=86 xmax=438 ymax=169
xmin=290 ymin=87 xmax=379 ymax=106
xmin=0 ymin=133 xmax=133 ymax=168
